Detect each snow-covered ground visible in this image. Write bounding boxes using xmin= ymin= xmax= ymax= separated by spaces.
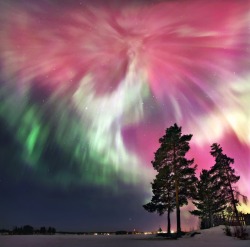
xmin=0 ymin=226 xmax=249 ymax=247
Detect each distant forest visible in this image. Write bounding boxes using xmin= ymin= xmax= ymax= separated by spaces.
xmin=0 ymin=225 xmax=56 ymax=235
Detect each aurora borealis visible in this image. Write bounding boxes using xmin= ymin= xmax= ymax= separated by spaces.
xmin=0 ymin=0 xmax=250 ymax=231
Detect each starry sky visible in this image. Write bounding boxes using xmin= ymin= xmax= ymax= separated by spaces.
xmin=0 ymin=0 xmax=250 ymax=232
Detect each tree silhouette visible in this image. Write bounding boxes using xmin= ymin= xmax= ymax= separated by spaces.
xmin=40 ymin=226 xmax=46 ymax=234
xmin=190 ymin=169 xmax=226 ymax=228
xmin=48 ymin=226 xmax=56 ymax=234
xmin=144 ymin=123 xmax=197 ymax=235
xmin=22 ymin=225 xmax=34 ymax=235
xmin=143 ymin=166 xmax=175 ymax=234
xmin=210 ymin=143 xmax=247 ymax=225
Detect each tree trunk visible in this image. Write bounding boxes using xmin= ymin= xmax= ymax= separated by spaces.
xmin=173 ymin=145 xmax=181 ymax=236
xmin=209 ymin=211 xmax=213 ymax=228
xmin=167 ymin=207 xmax=171 ymax=234
xmin=175 ymin=177 xmax=181 ymax=235
xmin=229 ymin=185 xmax=240 ymax=225
xmin=208 ymin=205 xmax=213 ymax=228
xmin=226 ymin=169 xmax=240 ymax=226
xmin=176 ymin=206 xmax=181 ymax=235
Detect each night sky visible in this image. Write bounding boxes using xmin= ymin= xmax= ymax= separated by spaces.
xmin=0 ymin=0 xmax=250 ymax=232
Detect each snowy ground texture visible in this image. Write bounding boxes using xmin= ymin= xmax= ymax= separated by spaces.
xmin=0 ymin=226 xmax=249 ymax=247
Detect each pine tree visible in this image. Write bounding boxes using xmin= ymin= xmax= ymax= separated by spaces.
xmin=146 ymin=123 xmax=197 ymax=235
xmin=210 ymin=143 xmax=248 ymax=225
xmin=190 ymin=169 xmax=226 ymax=228
xmin=143 ymin=166 xmax=175 ymax=234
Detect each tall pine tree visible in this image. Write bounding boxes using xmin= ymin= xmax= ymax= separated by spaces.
xmin=146 ymin=123 xmax=197 ymax=235
xmin=210 ymin=143 xmax=247 ymax=225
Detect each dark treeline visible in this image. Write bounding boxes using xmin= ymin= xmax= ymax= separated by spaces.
xmin=143 ymin=123 xmax=248 ymax=239
xmin=0 ymin=225 xmax=56 ymax=235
